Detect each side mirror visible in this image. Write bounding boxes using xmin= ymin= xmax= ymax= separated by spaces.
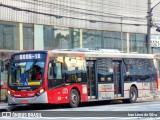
xmin=0 ymin=60 xmax=4 ymax=72
xmin=156 ymin=27 xmax=160 ymax=32
xmin=0 ymin=59 xmax=10 ymax=72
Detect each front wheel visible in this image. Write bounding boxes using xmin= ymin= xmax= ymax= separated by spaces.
xmin=123 ymin=86 xmax=137 ymax=103
xmin=69 ymin=89 xmax=80 ymax=108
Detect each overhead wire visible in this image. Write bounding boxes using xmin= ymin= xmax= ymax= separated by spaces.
xmin=10 ymin=0 xmax=147 ymax=27
xmin=33 ymin=0 xmax=147 ymax=17
xmin=11 ymin=0 xmax=147 ymax=20
xmin=11 ymin=0 xmax=147 ymax=23
xmin=32 ymin=0 xmax=148 ymax=13
xmin=0 ymin=2 xmax=147 ymax=26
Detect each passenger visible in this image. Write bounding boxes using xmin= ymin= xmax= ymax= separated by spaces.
xmin=36 ymin=72 xmax=41 ymax=80
xmin=31 ymin=67 xmax=37 ymax=80
xmin=20 ymin=70 xmax=29 ymax=86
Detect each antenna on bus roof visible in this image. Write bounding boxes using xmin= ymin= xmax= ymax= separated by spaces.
xmin=73 ymin=48 xmax=121 ymax=53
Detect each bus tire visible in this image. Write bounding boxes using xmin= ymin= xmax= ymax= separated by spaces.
xmin=124 ymin=86 xmax=137 ymax=103
xmin=69 ymin=89 xmax=80 ymax=108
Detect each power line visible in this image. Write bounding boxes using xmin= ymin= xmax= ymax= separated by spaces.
xmin=11 ymin=0 xmax=147 ymax=20
xmin=11 ymin=0 xmax=147 ymax=24
xmin=33 ymin=0 xmax=148 ymax=13
xmin=0 ymin=2 xmax=147 ymax=26
xmin=32 ymin=0 xmax=147 ymax=17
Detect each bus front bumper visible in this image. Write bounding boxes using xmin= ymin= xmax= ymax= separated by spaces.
xmin=8 ymin=92 xmax=48 ymax=105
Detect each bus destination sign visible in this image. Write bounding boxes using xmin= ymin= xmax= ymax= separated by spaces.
xmin=14 ymin=53 xmax=46 ymax=60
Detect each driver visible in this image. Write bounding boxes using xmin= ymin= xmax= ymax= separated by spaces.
xmin=20 ymin=70 xmax=29 ymax=86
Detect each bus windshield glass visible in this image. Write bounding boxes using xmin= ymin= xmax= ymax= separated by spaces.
xmin=9 ymin=53 xmax=46 ymax=86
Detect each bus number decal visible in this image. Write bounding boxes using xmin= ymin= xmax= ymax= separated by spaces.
xmin=19 ymin=54 xmax=41 ymax=60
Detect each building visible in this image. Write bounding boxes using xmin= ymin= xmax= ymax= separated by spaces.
xmin=0 ymin=0 xmax=160 ymax=53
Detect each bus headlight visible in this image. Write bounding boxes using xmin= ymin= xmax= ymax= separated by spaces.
xmin=8 ymin=90 xmax=11 ymax=95
xmin=36 ymin=89 xmax=44 ymax=96
xmin=39 ymin=89 xmax=44 ymax=94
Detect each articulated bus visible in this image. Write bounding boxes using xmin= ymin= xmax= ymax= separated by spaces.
xmin=0 ymin=50 xmax=18 ymax=102
xmin=7 ymin=49 xmax=158 ymax=107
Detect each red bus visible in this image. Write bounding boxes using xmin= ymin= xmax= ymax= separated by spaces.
xmin=7 ymin=49 xmax=158 ymax=107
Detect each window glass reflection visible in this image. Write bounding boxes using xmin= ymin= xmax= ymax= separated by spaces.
xmin=23 ymin=24 xmax=34 ymax=50
xmin=130 ymin=34 xmax=147 ymax=53
xmin=83 ymin=30 xmax=102 ymax=48
xmin=103 ymin=31 xmax=127 ymax=51
xmin=64 ymin=57 xmax=87 ymax=83
xmin=44 ymin=26 xmax=54 ymax=50
xmin=54 ymin=27 xmax=70 ymax=49
xmin=0 ymin=22 xmax=19 ymax=50
xmin=97 ymin=58 xmax=113 ymax=82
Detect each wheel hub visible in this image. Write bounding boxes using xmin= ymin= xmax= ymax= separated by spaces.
xmin=71 ymin=94 xmax=77 ymax=104
xmin=131 ymin=91 xmax=135 ymax=100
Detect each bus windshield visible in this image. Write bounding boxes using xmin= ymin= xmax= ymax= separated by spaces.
xmin=9 ymin=60 xmax=45 ymax=86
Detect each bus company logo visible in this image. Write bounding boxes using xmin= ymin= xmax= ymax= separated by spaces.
xmin=62 ymin=88 xmax=68 ymax=94
xmin=2 ymin=112 xmax=11 ymax=117
xmin=18 ymin=87 xmax=30 ymax=90
xmin=14 ymin=94 xmax=21 ymax=97
xmin=2 ymin=112 xmax=42 ymax=118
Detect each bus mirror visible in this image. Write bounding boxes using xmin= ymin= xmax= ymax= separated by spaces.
xmin=0 ymin=60 xmax=4 ymax=72
xmin=1 ymin=59 xmax=10 ymax=72
xmin=5 ymin=63 xmax=9 ymax=71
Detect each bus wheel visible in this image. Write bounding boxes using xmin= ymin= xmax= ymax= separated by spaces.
xmin=124 ymin=86 xmax=137 ymax=103
xmin=70 ymin=89 xmax=80 ymax=108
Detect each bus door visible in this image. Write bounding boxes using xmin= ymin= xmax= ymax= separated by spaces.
xmin=113 ymin=60 xmax=124 ymax=98
xmin=86 ymin=61 xmax=97 ymax=99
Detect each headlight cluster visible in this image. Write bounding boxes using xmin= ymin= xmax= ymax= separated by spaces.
xmin=7 ymin=90 xmax=14 ymax=97
xmin=8 ymin=90 xmax=11 ymax=94
xmin=36 ymin=88 xmax=44 ymax=96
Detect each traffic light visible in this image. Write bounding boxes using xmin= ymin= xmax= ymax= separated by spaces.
xmin=156 ymin=27 xmax=160 ymax=32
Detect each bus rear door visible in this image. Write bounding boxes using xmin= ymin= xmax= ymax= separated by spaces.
xmin=86 ymin=61 xmax=97 ymax=100
xmin=113 ymin=60 xmax=124 ymax=98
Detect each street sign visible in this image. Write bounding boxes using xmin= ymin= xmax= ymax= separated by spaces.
xmin=151 ymin=35 xmax=160 ymax=47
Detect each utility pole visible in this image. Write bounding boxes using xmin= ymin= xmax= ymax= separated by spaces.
xmin=147 ymin=0 xmax=160 ymax=54
xmin=121 ymin=17 xmax=123 ymax=52
xmin=147 ymin=0 xmax=152 ymax=54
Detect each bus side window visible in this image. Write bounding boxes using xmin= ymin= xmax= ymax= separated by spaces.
xmin=55 ymin=63 xmax=62 ymax=79
xmin=48 ymin=62 xmax=53 ymax=79
xmin=48 ymin=62 xmax=63 ymax=79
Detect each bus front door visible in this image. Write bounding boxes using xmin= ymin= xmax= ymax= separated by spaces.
xmin=113 ymin=61 xmax=124 ymax=98
xmin=86 ymin=61 xmax=97 ymax=99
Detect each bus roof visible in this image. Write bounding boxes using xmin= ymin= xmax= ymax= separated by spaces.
xmin=10 ymin=49 xmax=155 ymax=59
xmin=48 ymin=49 xmax=155 ymax=59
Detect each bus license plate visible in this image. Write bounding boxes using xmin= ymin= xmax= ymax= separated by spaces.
xmin=21 ymin=100 xmax=29 ymax=104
